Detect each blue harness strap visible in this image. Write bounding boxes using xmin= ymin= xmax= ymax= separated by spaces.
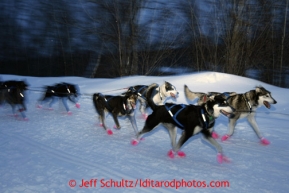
xmin=201 ymin=108 xmax=208 ymax=129
xmin=137 ymin=85 xmax=147 ymax=94
xmin=165 ymin=104 xmax=186 ymax=128
xmin=200 ymin=108 xmax=215 ymax=129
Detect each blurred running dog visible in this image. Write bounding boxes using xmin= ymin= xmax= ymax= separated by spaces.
xmin=132 ymin=83 xmax=234 ymax=163
xmin=37 ymin=82 xmax=80 ymax=114
xmin=0 ymin=80 xmax=29 ymax=119
xmin=126 ymin=81 xmax=179 ymax=118
xmin=93 ymin=91 xmax=138 ymax=135
xmin=184 ymin=85 xmax=277 ymax=145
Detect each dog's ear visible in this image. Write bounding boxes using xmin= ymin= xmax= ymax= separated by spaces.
xmin=201 ymin=94 xmax=210 ymax=103
xmin=255 ymin=86 xmax=262 ymax=93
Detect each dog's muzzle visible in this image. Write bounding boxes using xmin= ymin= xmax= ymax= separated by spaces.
xmin=170 ymin=92 xmax=178 ymax=99
xmin=220 ymin=110 xmax=235 ymax=118
xmin=263 ymin=101 xmax=271 ymax=109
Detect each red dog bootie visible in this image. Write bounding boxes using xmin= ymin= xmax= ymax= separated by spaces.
xmin=217 ymin=153 xmax=230 ymax=164
xmin=260 ymin=137 xmax=270 ymax=145
xmin=212 ymin=131 xmax=219 ymax=139
xmin=221 ymin=134 xmax=230 ymax=142
xmin=131 ymin=139 xmax=139 ymax=146
xmin=106 ymin=129 xmax=113 ymax=135
xmin=167 ymin=150 xmax=175 ymax=158
xmin=177 ymin=151 xmax=186 ymax=158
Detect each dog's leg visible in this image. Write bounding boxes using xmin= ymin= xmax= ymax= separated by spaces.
xmin=48 ymin=96 xmax=58 ymax=109
xmin=202 ymin=129 xmax=223 ymax=153
xmin=247 ymin=113 xmax=270 ymax=145
xmin=11 ymin=104 xmax=16 ymax=116
xmin=132 ymin=114 xmax=160 ymax=145
xmin=163 ymin=124 xmax=183 ymax=158
xmin=99 ymin=112 xmax=113 ymax=135
xmin=112 ymin=113 xmax=121 ymax=129
xmin=61 ymin=97 xmax=70 ymax=113
xmin=128 ymin=112 xmax=138 ymax=136
xmin=174 ymin=130 xmax=193 ymax=152
xmin=138 ymin=97 xmax=147 ymax=118
xmin=18 ymin=104 xmax=27 ymax=119
xmin=222 ymin=118 xmax=237 ymax=141
xmin=201 ymin=129 xmax=229 ymax=163
xmin=163 ymin=123 xmax=177 ymax=149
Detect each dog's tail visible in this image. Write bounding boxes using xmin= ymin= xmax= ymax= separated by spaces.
xmin=146 ymin=83 xmax=158 ymax=111
xmin=184 ymin=85 xmax=206 ymax=101
xmin=92 ymin=93 xmax=106 ymax=110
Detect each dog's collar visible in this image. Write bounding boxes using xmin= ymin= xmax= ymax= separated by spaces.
xmin=242 ymin=94 xmax=252 ymax=113
xmin=201 ymin=108 xmax=214 ymax=129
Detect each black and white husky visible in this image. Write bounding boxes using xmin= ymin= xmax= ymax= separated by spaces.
xmin=126 ymin=81 xmax=178 ymax=118
xmin=184 ymin=85 xmax=277 ymax=145
xmin=37 ymin=82 xmax=80 ymax=114
xmin=0 ymin=80 xmax=29 ymax=119
xmin=132 ymin=83 xmax=234 ymax=163
xmin=92 ymin=91 xmax=138 ymax=135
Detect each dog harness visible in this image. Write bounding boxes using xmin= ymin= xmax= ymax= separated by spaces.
xmin=136 ymin=85 xmax=147 ymax=97
xmin=242 ymin=94 xmax=252 ymax=113
xmin=102 ymin=94 xmax=132 ymax=115
xmin=165 ymin=104 xmax=186 ymax=128
xmin=200 ymin=108 xmax=214 ymax=129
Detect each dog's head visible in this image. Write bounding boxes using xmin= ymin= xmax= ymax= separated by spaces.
xmin=255 ymin=86 xmax=277 ymax=109
xmin=206 ymin=94 xmax=235 ymax=118
xmin=124 ymin=92 xmax=138 ymax=110
xmin=163 ymin=81 xmax=178 ymax=99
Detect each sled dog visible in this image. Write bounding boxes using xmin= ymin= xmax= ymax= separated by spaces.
xmin=132 ymin=83 xmax=234 ymax=163
xmin=93 ymin=91 xmax=138 ymax=135
xmin=184 ymin=85 xmax=277 ymax=145
xmin=0 ymin=80 xmax=29 ymax=119
xmin=126 ymin=81 xmax=178 ymax=118
xmin=37 ymin=82 xmax=80 ymax=114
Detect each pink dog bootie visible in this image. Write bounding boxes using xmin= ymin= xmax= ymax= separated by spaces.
xmin=106 ymin=129 xmax=113 ymax=135
xmin=221 ymin=134 xmax=230 ymax=142
xmin=177 ymin=151 xmax=186 ymax=158
xmin=167 ymin=150 xmax=175 ymax=159
xmin=260 ymin=137 xmax=270 ymax=145
xmin=212 ymin=131 xmax=219 ymax=139
xmin=217 ymin=153 xmax=230 ymax=164
xmin=131 ymin=139 xmax=139 ymax=146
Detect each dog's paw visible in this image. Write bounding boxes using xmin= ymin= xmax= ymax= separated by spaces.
xmin=131 ymin=139 xmax=139 ymax=146
xmin=260 ymin=137 xmax=270 ymax=145
xmin=113 ymin=125 xmax=121 ymax=130
xmin=177 ymin=151 xmax=186 ymax=158
xmin=167 ymin=150 xmax=175 ymax=158
xmin=16 ymin=117 xmax=29 ymax=121
xmin=217 ymin=153 xmax=230 ymax=164
xmin=212 ymin=132 xmax=219 ymax=139
xmin=221 ymin=134 xmax=230 ymax=142
xmin=106 ymin=129 xmax=113 ymax=135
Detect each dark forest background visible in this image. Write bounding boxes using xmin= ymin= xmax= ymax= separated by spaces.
xmin=1 ymin=0 xmax=289 ymax=87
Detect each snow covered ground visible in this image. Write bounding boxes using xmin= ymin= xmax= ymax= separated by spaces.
xmin=0 ymin=72 xmax=289 ymax=193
